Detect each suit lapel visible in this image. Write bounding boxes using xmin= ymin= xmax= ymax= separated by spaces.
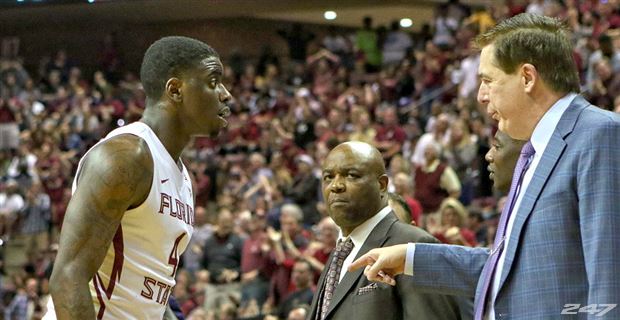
xmin=498 ymin=97 xmax=588 ymax=291
xmin=310 ymin=250 xmax=336 ymax=320
xmin=324 ymin=213 xmax=398 ymax=318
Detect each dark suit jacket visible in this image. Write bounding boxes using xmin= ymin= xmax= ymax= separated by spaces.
xmin=309 ymin=212 xmax=468 ymax=320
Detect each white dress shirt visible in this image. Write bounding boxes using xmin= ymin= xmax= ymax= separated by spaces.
xmin=338 ymin=206 xmax=392 ymax=282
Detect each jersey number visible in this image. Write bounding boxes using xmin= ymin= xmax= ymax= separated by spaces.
xmin=168 ymin=233 xmax=186 ymax=277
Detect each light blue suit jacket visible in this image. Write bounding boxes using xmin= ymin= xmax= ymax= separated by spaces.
xmin=411 ymin=96 xmax=620 ymax=319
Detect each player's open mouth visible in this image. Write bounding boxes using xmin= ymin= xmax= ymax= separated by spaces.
xmin=218 ymin=107 xmax=230 ymax=127
xmin=218 ymin=107 xmax=231 ymax=118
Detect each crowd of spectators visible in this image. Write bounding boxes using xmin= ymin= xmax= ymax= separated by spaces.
xmin=1 ymin=0 xmax=620 ymax=319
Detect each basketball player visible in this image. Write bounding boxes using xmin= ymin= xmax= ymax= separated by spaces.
xmin=45 ymin=36 xmax=232 ymax=319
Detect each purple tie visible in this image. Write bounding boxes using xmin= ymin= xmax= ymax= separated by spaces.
xmin=319 ymin=237 xmax=354 ymax=320
xmin=474 ymin=141 xmax=535 ymax=320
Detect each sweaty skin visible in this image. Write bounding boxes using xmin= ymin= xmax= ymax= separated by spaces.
xmin=321 ymin=141 xmax=388 ymax=236
xmin=49 ymin=45 xmax=231 ymax=319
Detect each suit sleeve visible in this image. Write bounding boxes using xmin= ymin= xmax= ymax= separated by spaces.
xmin=577 ymin=118 xmax=620 ymax=318
xmin=409 ymin=242 xmax=489 ymax=297
xmin=398 ymin=234 xmax=465 ymax=320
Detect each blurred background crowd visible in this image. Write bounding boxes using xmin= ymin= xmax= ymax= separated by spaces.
xmin=1 ymin=0 xmax=620 ymax=319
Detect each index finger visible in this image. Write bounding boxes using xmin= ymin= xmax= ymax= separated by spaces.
xmin=349 ymin=254 xmax=376 ymax=272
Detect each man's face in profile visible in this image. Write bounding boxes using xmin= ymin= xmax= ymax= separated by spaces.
xmin=485 ymin=131 xmax=526 ymax=193
xmin=180 ymin=57 xmax=231 ymax=138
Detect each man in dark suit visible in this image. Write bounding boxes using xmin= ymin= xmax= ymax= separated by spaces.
xmin=351 ymin=13 xmax=620 ymax=320
xmin=309 ymin=141 xmax=464 ymax=320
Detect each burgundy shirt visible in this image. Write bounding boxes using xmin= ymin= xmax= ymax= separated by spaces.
xmin=375 ymin=125 xmax=406 ymax=144
xmin=414 ymin=163 xmax=449 ymax=213
xmin=241 ymin=231 xmax=273 ymax=279
xmin=0 ymin=105 xmax=16 ymax=123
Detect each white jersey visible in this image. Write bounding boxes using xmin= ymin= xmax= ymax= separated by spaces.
xmin=44 ymin=122 xmax=194 ymax=319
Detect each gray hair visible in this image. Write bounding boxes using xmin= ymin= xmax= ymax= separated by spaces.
xmin=281 ymin=203 xmax=304 ymax=222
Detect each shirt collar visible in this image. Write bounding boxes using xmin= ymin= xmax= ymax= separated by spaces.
xmin=339 ymin=205 xmax=392 ymax=248
xmin=530 ymin=93 xmax=577 ymax=154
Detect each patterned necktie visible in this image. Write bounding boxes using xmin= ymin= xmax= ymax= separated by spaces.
xmin=474 ymin=141 xmax=535 ymax=320
xmin=320 ymin=237 xmax=354 ymax=320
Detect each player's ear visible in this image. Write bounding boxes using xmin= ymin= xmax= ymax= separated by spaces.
xmin=378 ymin=174 xmax=389 ymax=193
xmin=165 ymin=78 xmax=183 ymax=103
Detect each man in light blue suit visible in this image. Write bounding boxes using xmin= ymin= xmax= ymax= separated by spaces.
xmin=349 ymin=13 xmax=620 ymax=320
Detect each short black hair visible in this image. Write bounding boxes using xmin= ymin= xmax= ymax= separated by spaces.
xmin=468 ymin=209 xmax=484 ymax=223
xmin=388 ymin=192 xmax=411 ymax=213
xmin=140 ymin=36 xmax=219 ymax=100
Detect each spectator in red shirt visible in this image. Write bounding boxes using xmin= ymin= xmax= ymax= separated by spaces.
xmin=266 ymin=204 xmax=309 ymax=309
xmin=0 ymin=98 xmax=19 ymax=151
xmin=414 ymin=142 xmax=461 ymax=222
xmin=388 ymin=192 xmax=415 ymax=226
xmin=392 ymin=172 xmax=423 ymax=226
xmin=301 ymin=217 xmax=338 ymax=280
xmin=430 ymin=197 xmax=477 ymax=247
xmin=276 ymin=260 xmax=315 ymax=319
xmin=239 ymin=211 xmax=273 ymax=318
xmin=375 ymin=106 xmax=406 ymax=161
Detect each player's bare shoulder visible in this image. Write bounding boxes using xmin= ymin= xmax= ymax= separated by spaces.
xmin=77 ymin=133 xmax=154 ymax=212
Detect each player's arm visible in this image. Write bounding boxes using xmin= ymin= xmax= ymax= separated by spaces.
xmin=49 ymin=135 xmax=153 ymax=320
